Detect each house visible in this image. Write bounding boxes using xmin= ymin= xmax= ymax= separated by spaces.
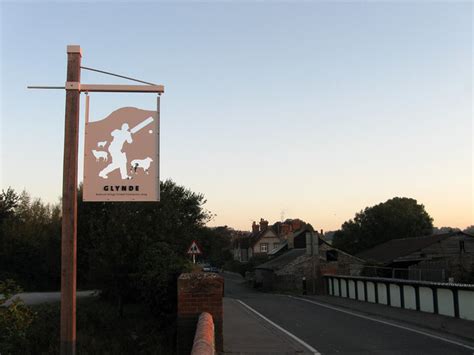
xmin=356 ymin=231 xmax=474 ymax=282
xmin=254 ymin=227 xmax=364 ymax=292
xmin=232 ymin=219 xmax=281 ymax=262
xmin=250 ymin=219 xmax=281 ymax=255
xmin=232 ymin=218 xmax=314 ymax=262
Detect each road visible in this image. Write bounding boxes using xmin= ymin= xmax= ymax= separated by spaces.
xmin=223 ymin=272 xmax=474 ymax=355
xmin=4 ymin=290 xmax=96 ymax=306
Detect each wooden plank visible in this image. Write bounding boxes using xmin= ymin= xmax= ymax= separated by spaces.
xmin=80 ymin=84 xmax=164 ymax=93
xmin=60 ymin=45 xmax=81 ymax=355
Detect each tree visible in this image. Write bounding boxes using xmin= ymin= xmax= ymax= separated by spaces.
xmin=332 ymin=197 xmax=433 ymax=255
xmin=77 ymin=179 xmax=212 ymax=316
xmin=0 ymin=189 xmax=61 ymax=290
xmin=0 ymin=188 xmax=19 ymax=227
xmin=195 ymin=226 xmax=233 ymax=267
xmin=463 ymin=225 xmax=474 ymax=235
xmin=432 ymin=226 xmax=460 ymax=234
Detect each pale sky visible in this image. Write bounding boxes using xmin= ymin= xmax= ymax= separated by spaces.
xmin=1 ymin=1 xmax=472 ymax=232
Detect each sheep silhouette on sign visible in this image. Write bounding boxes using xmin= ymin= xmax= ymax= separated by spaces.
xmin=130 ymin=157 xmax=153 ymax=175
xmin=92 ymin=149 xmax=108 ymax=162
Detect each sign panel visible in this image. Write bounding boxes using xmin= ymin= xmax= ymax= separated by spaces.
xmin=83 ymin=107 xmax=159 ymax=201
xmin=187 ymin=240 xmax=202 ymax=255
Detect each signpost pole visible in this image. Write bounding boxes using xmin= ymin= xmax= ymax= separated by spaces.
xmin=60 ymin=45 xmax=81 ymax=355
xmin=28 ymin=48 xmax=164 ymax=354
xmin=157 ymin=94 xmax=160 ymax=201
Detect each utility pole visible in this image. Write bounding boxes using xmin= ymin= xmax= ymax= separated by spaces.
xmin=60 ymin=45 xmax=81 ymax=355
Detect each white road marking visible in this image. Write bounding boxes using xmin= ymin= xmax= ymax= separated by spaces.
xmin=236 ymin=299 xmax=321 ymax=355
xmin=289 ymin=296 xmax=474 ymax=352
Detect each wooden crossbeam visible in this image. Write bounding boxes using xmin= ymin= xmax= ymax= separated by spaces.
xmin=28 ymin=83 xmax=165 ymax=94
xmin=80 ymin=84 xmax=164 ymax=93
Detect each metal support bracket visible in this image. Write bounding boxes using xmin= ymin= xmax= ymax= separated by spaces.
xmin=65 ymin=81 xmax=81 ymax=91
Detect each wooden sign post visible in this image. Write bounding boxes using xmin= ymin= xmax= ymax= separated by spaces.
xmin=28 ymin=45 xmax=164 ymax=355
xmin=60 ymin=45 xmax=81 ymax=355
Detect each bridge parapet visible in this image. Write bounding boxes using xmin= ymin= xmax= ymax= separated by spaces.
xmin=191 ymin=312 xmax=215 ymax=355
xmin=177 ymin=272 xmax=223 ymax=355
xmin=324 ymin=275 xmax=474 ymax=321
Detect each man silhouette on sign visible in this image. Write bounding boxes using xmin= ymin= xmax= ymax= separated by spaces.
xmin=99 ymin=123 xmax=133 ymax=180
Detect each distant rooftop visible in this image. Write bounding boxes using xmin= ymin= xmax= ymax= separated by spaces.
xmin=255 ymin=249 xmax=306 ymax=271
xmin=356 ymin=231 xmax=472 ymax=264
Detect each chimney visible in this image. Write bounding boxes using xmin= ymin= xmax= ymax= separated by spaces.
xmin=291 ymin=219 xmax=302 ymax=231
xmin=287 ymin=231 xmax=295 ymax=249
xmin=252 ymin=221 xmax=260 ymax=233
xmin=305 ymin=231 xmax=319 ymax=256
xmin=259 ymin=218 xmax=269 ymax=231
xmin=281 ymin=223 xmax=291 ymax=236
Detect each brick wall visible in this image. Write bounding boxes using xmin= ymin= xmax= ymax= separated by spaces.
xmin=177 ymin=273 xmax=224 ymax=355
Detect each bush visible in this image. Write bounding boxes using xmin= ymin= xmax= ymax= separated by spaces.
xmin=8 ymin=298 xmax=174 ymax=355
xmin=137 ymin=242 xmax=191 ymax=319
xmin=0 ymin=279 xmax=36 ymax=355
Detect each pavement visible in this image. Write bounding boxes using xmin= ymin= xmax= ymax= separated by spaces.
xmin=222 ymin=272 xmax=474 ymax=355
xmin=4 ymin=290 xmax=97 ymax=306
xmin=224 ymin=298 xmax=314 ymax=354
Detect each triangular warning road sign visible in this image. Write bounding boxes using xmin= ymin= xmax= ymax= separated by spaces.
xmin=187 ymin=240 xmax=202 ymax=255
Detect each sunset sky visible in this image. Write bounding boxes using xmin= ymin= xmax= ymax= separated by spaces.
xmin=1 ymin=2 xmax=472 ymax=232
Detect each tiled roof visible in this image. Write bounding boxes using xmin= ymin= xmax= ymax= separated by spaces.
xmin=233 ymin=227 xmax=278 ymax=249
xmin=356 ymin=231 xmax=472 ymax=264
xmin=268 ymin=240 xmax=288 ymax=256
xmin=255 ymin=249 xmax=307 ymax=271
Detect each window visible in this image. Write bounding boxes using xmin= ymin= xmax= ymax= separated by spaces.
xmin=260 ymin=243 xmax=268 ymax=253
xmin=460 ymin=240 xmax=465 ymax=253
xmin=273 ymin=242 xmax=280 ymax=250
xmin=326 ymin=250 xmax=338 ymax=261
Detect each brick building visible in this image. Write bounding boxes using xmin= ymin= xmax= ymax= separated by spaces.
xmin=253 ymin=228 xmax=364 ymax=292
xmin=232 ymin=218 xmax=300 ymax=262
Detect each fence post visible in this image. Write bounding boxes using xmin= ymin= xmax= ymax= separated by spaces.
xmin=453 ymin=289 xmax=460 ymax=318
xmin=432 ymin=287 xmax=439 ymax=314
